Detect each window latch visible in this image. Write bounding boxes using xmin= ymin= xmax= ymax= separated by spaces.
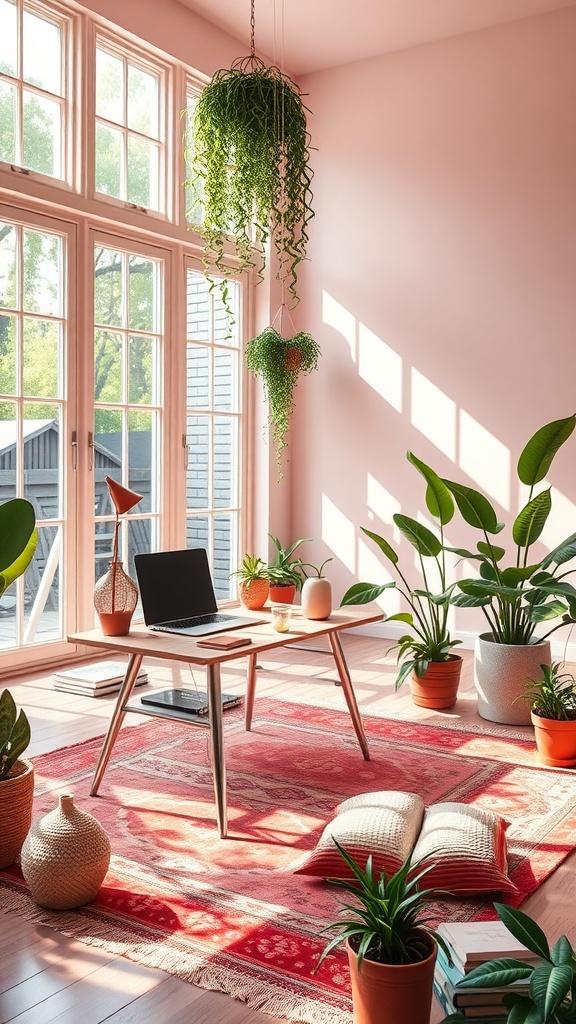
xmin=71 ymin=430 xmax=77 ymax=470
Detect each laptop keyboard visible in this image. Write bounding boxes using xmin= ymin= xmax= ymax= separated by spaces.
xmin=154 ymin=612 xmax=232 ymax=631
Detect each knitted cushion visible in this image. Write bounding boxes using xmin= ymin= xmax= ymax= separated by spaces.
xmin=294 ymin=790 xmax=425 ymax=879
xmin=411 ymin=802 xmax=517 ymax=894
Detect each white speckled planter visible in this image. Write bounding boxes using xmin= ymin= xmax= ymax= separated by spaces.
xmin=474 ymin=632 xmax=551 ymax=725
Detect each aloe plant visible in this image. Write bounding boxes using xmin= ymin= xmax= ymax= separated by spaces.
xmin=0 ymin=690 xmax=31 ymax=780
xmin=439 ymin=902 xmax=576 ymax=1024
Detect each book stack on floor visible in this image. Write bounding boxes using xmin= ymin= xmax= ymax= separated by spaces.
xmin=434 ymin=921 xmax=538 ymax=1022
xmin=53 ymin=661 xmax=148 ymax=697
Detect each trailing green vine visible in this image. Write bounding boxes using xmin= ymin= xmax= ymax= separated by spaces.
xmin=185 ymin=56 xmax=314 ymax=309
xmin=246 ymin=326 xmax=320 ymax=477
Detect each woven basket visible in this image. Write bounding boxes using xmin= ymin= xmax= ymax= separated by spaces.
xmin=21 ymin=793 xmax=111 ymax=910
xmin=0 ymin=758 xmax=35 ymax=869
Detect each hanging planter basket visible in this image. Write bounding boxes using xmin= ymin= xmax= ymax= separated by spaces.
xmin=185 ymin=53 xmax=314 ymax=311
xmin=246 ymin=325 xmax=320 ymax=477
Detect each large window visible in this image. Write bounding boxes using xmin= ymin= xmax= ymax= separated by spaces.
xmin=0 ymin=0 xmax=70 ymax=179
xmin=185 ymin=267 xmax=242 ymax=600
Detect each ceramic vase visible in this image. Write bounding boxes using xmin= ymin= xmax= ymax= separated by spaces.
xmin=301 ymin=577 xmax=332 ymax=620
xmin=474 ymin=633 xmax=551 ymax=725
xmin=94 ymin=560 xmax=138 ymax=636
xmin=0 ymin=758 xmax=34 ymax=869
xmin=346 ymin=933 xmax=436 ymax=1024
xmin=21 ymin=794 xmax=111 ymax=910
xmin=409 ymin=655 xmax=462 ymax=710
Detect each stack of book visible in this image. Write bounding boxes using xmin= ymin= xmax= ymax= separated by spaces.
xmin=53 ymin=661 xmax=148 ymax=697
xmin=434 ymin=921 xmax=538 ymax=1021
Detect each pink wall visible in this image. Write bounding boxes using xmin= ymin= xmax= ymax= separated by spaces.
xmin=292 ymin=8 xmax=576 ymax=632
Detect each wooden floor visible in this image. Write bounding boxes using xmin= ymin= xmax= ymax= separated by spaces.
xmin=1 ymin=635 xmax=575 ymax=1024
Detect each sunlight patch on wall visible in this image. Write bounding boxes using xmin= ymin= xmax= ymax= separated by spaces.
xmin=322 ymin=291 xmax=356 ymax=359
xmin=358 ymin=323 xmax=402 ymax=412
xmin=459 ymin=411 xmax=510 ymax=511
xmin=358 ymin=536 xmax=399 ymax=614
xmin=410 ymin=369 xmax=456 ymax=460
xmin=367 ymin=474 xmax=401 ymax=544
xmin=322 ymin=494 xmax=355 ymax=571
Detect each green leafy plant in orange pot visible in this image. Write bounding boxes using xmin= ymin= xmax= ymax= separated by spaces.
xmin=519 ymin=661 xmax=576 ymax=768
xmin=230 ymin=554 xmax=270 ymax=611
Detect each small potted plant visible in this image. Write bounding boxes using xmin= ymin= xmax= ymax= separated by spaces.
xmin=266 ymin=533 xmax=311 ymax=604
xmin=439 ymin=902 xmax=576 ymax=1024
xmin=341 ymin=453 xmax=462 ymax=709
xmin=246 ymin=327 xmax=321 ymax=477
xmin=0 ymin=689 xmax=34 ymax=869
xmin=520 ymin=661 xmax=576 ymax=767
xmin=300 ymin=557 xmax=333 ymax=620
xmin=315 ymin=842 xmax=451 ymax=1024
xmin=230 ymin=554 xmax=270 ymax=610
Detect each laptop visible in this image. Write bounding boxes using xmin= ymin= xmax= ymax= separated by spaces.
xmin=140 ymin=688 xmax=243 ymax=716
xmin=134 ymin=548 xmax=266 ymax=637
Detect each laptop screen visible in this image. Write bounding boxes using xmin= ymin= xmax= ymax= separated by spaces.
xmin=134 ymin=548 xmax=219 ymax=625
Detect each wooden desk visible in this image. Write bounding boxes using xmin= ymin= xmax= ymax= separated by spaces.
xmin=69 ymin=606 xmax=382 ymax=838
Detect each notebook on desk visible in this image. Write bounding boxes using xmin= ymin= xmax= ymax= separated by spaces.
xmin=134 ymin=548 xmax=266 ymax=637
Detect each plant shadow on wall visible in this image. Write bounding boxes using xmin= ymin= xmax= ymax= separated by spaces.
xmin=183 ymin=0 xmax=320 ymax=477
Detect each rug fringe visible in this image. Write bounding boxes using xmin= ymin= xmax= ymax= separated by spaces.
xmin=0 ymin=886 xmax=352 ymax=1024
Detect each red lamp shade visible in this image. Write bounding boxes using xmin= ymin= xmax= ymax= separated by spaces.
xmin=105 ymin=477 xmax=143 ymax=516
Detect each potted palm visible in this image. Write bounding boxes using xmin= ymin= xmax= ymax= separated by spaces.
xmin=0 ymin=495 xmax=38 ymax=870
xmin=419 ymin=415 xmax=576 ymax=724
xmin=230 ymin=554 xmax=270 ymax=610
xmin=439 ymin=902 xmax=576 ymax=1024
xmin=520 ymin=661 xmax=576 ymax=767
xmin=246 ymin=327 xmax=321 ymax=477
xmin=266 ymin=534 xmax=311 ymax=604
xmin=315 ymin=843 xmax=451 ymax=1024
xmin=341 ymin=453 xmax=462 ymax=709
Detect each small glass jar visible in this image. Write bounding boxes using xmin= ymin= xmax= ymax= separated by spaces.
xmin=271 ymin=603 xmax=292 ymax=632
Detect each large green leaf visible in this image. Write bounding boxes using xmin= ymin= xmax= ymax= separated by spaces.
xmin=501 ymin=566 xmax=541 ymax=586
xmin=527 ymin=600 xmax=568 ymax=623
xmin=541 ymin=532 xmax=576 ymax=569
xmin=443 ymin=480 xmax=503 ymax=534
xmin=513 ymin=489 xmax=552 ymax=548
xmin=361 ymin=527 xmax=399 ymax=565
xmin=530 ymin=963 xmax=573 ymax=1021
xmin=406 ymin=452 xmax=454 ymax=526
xmin=494 ymin=903 xmax=551 ymax=961
xmin=0 ymin=498 xmax=38 ymax=599
xmin=477 ymin=541 xmax=506 ymax=561
xmin=340 ymin=582 xmax=394 ymax=606
xmin=517 ymin=415 xmax=576 ymax=486
xmin=386 ymin=612 xmax=414 ymax=625
xmin=459 ymin=958 xmax=535 ymax=988
xmin=392 ymin=514 xmax=441 ymax=557
xmin=450 ymin=591 xmax=492 ymax=608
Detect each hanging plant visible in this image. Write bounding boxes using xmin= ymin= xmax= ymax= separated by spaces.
xmin=246 ymin=326 xmax=320 ymax=476
xmin=184 ymin=51 xmax=314 ymax=308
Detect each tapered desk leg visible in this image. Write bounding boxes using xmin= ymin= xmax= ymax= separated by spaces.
xmin=245 ymin=652 xmax=258 ymax=731
xmin=329 ymin=631 xmax=370 ymax=761
xmin=90 ymin=653 xmax=143 ymax=796
xmin=207 ymin=662 xmax=227 ymax=838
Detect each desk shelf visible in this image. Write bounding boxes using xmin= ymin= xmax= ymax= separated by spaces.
xmin=122 ymin=698 xmax=212 ymax=728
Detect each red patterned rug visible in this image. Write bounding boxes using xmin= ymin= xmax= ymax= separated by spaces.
xmin=1 ymin=698 xmax=575 ymax=1024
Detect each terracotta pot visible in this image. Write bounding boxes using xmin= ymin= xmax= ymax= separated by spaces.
xmin=94 ymin=560 xmax=138 ymax=636
xmin=410 ymin=655 xmax=462 ymax=710
xmin=346 ymin=933 xmax=436 ymax=1024
xmin=284 ymin=346 xmax=302 ymax=371
xmin=474 ymin=633 xmax=551 ymax=725
xmin=531 ymin=710 xmax=576 ymax=768
xmin=238 ymin=578 xmax=269 ymax=611
xmin=268 ymin=583 xmax=296 ymax=604
xmin=0 ymin=758 xmax=35 ymax=869
xmin=301 ymin=577 xmax=332 ymax=620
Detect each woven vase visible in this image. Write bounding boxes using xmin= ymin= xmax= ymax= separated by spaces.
xmin=21 ymin=794 xmax=111 ymax=910
xmin=0 ymin=758 xmax=34 ymax=869
xmin=94 ymin=560 xmax=138 ymax=636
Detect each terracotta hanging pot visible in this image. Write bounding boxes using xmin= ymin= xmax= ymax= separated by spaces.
xmin=346 ymin=932 xmax=437 ymax=1024
xmin=284 ymin=345 xmax=302 ymax=371
xmin=410 ymin=655 xmax=462 ymax=710
xmin=0 ymin=758 xmax=34 ymax=870
xmin=531 ymin=710 xmax=576 ymax=768
xmin=474 ymin=633 xmax=551 ymax=725
xmin=238 ymin=578 xmax=269 ymax=610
